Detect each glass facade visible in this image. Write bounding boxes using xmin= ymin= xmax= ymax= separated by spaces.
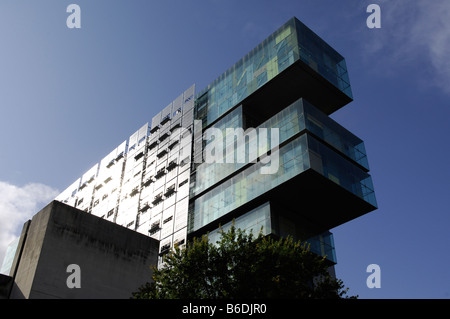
xmin=294 ymin=19 xmax=352 ymax=99
xmin=302 ymin=99 xmax=368 ymax=170
xmin=189 ymin=135 xmax=310 ymax=233
xmin=0 ymin=237 xmax=19 ymax=275
xmin=306 ymin=231 xmax=337 ymax=264
xmin=191 ymin=99 xmax=303 ymax=197
xmin=206 ymin=202 xmax=337 ymax=264
xmin=189 ymin=131 xmax=376 ymax=233
xmin=191 ymin=98 xmax=370 ymax=198
xmin=207 ymin=202 xmax=272 ymax=244
xmin=307 ymin=134 xmax=376 ymax=208
xmin=195 ymin=18 xmax=298 ymax=128
xmin=195 ymin=17 xmax=352 ymax=128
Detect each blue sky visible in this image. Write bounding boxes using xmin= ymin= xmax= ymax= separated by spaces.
xmin=1 ymin=0 xmax=449 ymax=299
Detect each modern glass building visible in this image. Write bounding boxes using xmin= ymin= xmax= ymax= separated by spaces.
xmin=188 ymin=17 xmax=376 ymax=265
xmin=54 ymin=17 xmax=377 ymax=268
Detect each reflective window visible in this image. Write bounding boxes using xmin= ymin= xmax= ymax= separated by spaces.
xmin=195 ymin=18 xmax=299 ymax=127
xmin=207 ymin=202 xmax=272 ymax=244
xmin=189 ymin=132 xmax=376 ymax=233
xmin=191 ymin=98 xmax=370 ymax=197
xmin=302 ymin=99 xmax=369 ymax=169
xmin=307 ymin=134 xmax=377 ymax=207
xmin=189 ymin=135 xmax=310 ymax=233
xmin=306 ymin=231 xmax=337 ymax=264
xmin=194 ymin=17 xmax=352 ymax=128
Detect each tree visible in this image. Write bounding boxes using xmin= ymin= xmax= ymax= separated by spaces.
xmin=132 ymin=226 xmax=357 ymax=299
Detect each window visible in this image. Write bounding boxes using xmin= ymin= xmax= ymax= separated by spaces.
xmin=161 ymin=115 xmax=171 ymax=125
xmin=150 ymin=126 xmax=159 ymax=134
xmin=139 ymin=202 xmax=150 ymax=212
xmin=163 ymin=216 xmax=173 ymax=224
xmin=179 ymin=179 xmax=188 ymax=187
xmin=134 ymin=151 xmax=144 ymax=161
xmin=164 ymin=184 xmax=176 ymax=197
xmin=130 ymin=186 xmax=139 ymax=197
xmin=170 ymin=123 xmax=181 ymax=132
xmin=167 ymin=160 xmax=177 ymax=171
xmin=157 ymin=149 xmax=168 ymax=158
xmin=168 ymin=140 xmax=178 ymax=150
xmin=107 ymin=209 xmax=114 ymax=217
xmin=159 ymin=131 xmax=171 ymax=142
xmin=138 ymin=136 xmax=146 ymax=145
xmin=184 ymin=95 xmax=193 ymax=103
xmin=160 ymin=243 xmax=171 ymax=256
xmin=174 ymin=239 xmax=185 ymax=246
xmin=152 ymin=193 xmax=163 ymax=205
xmin=155 ymin=168 xmax=166 ymax=179
xmin=180 ymin=157 xmax=190 ymax=167
xmin=148 ymin=140 xmax=159 ymax=151
xmin=143 ymin=176 xmax=153 ymax=187
xmin=116 ymin=151 xmax=124 ymax=160
xmin=173 ymin=107 xmax=182 ymax=117
xmin=149 ymin=221 xmax=160 ymax=235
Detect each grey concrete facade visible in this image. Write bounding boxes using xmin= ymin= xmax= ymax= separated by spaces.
xmin=8 ymin=200 xmax=159 ymax=299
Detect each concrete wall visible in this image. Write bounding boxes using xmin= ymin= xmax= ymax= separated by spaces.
xmin=10 ymin=201 xmax=159 ymax=299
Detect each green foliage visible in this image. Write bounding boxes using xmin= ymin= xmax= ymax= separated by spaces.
xmin=132 ymin=226 xmax=357 ymax=299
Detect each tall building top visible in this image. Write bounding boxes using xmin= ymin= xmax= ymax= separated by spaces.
xmin=195 ymin=17 xmax=353 ymax=128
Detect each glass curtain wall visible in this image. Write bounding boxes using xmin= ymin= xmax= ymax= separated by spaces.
xmin=189 ymin=132 xmax=376 ymax=233
xmin=191 ymin=98 xmax=370 ymax=198
xmin=194 ymin=17 xmax=353 ymax=129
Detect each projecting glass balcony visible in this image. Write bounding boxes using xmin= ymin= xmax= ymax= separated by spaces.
xmin=188 ymin=133 xmax=376 ymax=234
xmin=205 ymin=202 xmax=337 ymax=264
xmin=195 ymin=17 xmax=352 ymax=127
xmin=190 ymin=98 xmax=370 ymax=198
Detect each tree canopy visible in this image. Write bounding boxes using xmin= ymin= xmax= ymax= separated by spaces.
xmin=132 ymin=226 xmax=357 ymax=299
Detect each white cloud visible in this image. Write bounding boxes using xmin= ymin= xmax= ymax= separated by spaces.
xmin=361 ymin=0 xmax=450 ymax=94
xmin=0 ymin=181 xmax=59 ymax=270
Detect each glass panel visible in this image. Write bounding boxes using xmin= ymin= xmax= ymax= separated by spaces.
xmin=191 ymin=97 xmax=370 ymax=197
xmin=307 ymin=135 xmax=377 ymax=207
xmin=207 ymin=202 xmax=271 ymax=244
xmin=194 ymin=18 xmax=353 ymax=128
xmin=0 ymin=237 xmax=19 ymax=275
xmin=306 ymin=231 xmax=337 ymax=264
xmin=189 ymin=135 xmax=309 ymax=233
xmin=294 ymin=19 xmax=353 ymax=99
xmin=302 ymin=99 xmax=369 ymax=169
xmin=191 ymin=100 xmax=306 ymax=197
xmin=194 ymin=18 xmax=300 ymax=127
xmin=189 ymin=132 xmax=376 ymax=233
